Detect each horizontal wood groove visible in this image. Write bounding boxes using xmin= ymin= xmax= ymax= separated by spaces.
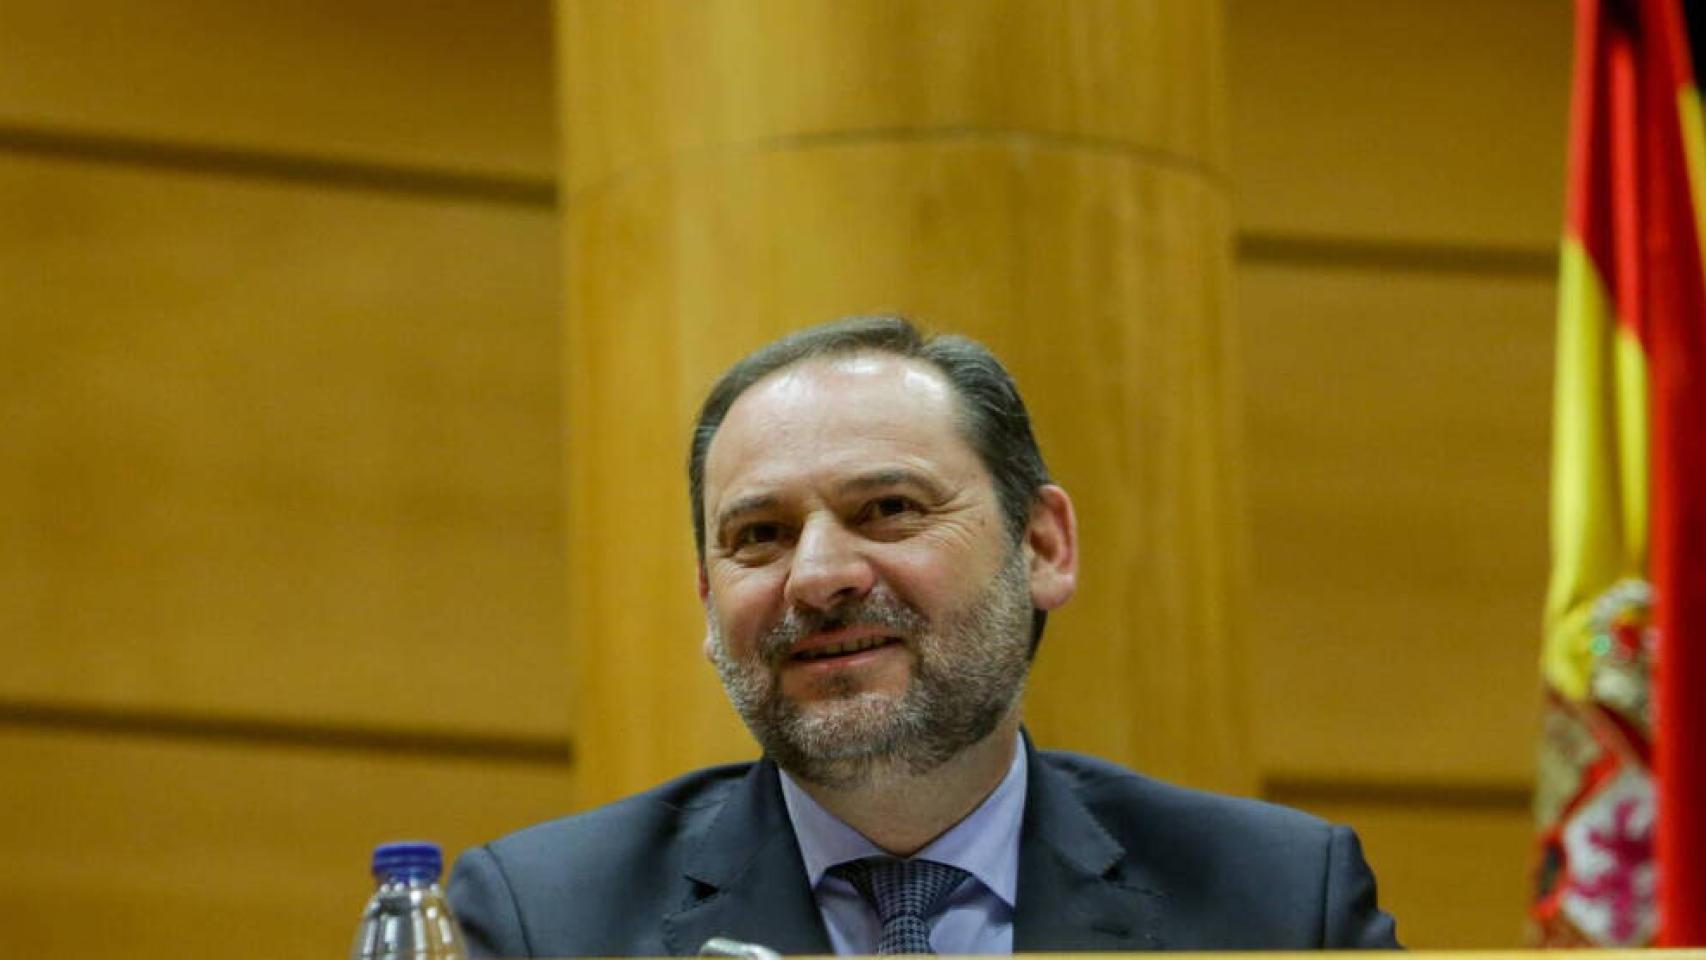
xmin=1264 ymin=774 xmax=1534 ymax=811
xmin=0 ymin=122 xmax=558 ymax=208
xmin=0 ymin=699 xmax=573 ymax=767
xmin=1238 ymin=231 xmax=1557 ymax=278
xmin=567 ymin=124 xmax=1226 ymax=201
xmin=769 ymin=125 xmax=1221 ymax=179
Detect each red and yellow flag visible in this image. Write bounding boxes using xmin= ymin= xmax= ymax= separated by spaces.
xmin=1533 ymin=0 xmax=1706 ymax=946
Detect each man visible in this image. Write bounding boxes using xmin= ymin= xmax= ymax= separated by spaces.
xmin=450 ymin=316 xmax=1399 ymax=955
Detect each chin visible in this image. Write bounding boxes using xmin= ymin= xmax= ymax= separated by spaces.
xmin=785 ymin=671 xmax=909 ymax=706
xmin=790 ymin=688 xmax=906 ymax=737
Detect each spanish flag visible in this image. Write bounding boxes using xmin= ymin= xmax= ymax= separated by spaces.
xmin=1532 ymin=0 xmax=1706 ymax=946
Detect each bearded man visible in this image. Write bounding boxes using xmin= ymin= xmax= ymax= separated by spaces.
xmin=449 ymin=316 xmax=1399 ymax=956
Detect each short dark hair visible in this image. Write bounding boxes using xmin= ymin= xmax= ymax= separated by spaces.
xmin=688 ymin=315 xmax=1054 ymax=649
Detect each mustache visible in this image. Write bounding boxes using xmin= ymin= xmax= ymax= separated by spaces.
xmin=758 ymin=591 xmax=928 ymax=663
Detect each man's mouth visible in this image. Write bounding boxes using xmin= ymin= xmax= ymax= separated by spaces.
xmin=791 ymin=634 xmax=904 ymax=662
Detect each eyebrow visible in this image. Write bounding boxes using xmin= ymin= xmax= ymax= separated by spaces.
xmin=712 ymin=494 xmax=779 ymax=543
xmin=711 ymin=469 xmax=950 ymax=543
xmin=834 ymin=468 xmax=950 ymax=502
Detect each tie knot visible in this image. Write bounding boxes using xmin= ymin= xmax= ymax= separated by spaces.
xmin=832 ymin=857 xmax=968 ymax=954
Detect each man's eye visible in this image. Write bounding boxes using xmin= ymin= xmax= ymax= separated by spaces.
xmin=865 ymin=496 xmax=918 ymax=520
xmin=733 ymin=523 xmax=783 ymax=547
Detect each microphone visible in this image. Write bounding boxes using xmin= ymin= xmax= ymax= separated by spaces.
xmin=698 ymin=937 xmax=783 ymax=960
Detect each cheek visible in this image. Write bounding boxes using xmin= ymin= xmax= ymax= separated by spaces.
xmin=707 ymin=567 xmax=784 ymax=651
xmin=878 ymin=541 xmax=991 ymax=611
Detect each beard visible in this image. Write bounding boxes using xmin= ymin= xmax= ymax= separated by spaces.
xmin=707 ymin=548 xmax=1034 ymax=789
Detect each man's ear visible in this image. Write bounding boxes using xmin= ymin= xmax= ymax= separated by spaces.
xmin=1025 ymin=484 xmax=1078 ymax=611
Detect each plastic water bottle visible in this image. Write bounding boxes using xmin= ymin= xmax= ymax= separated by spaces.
xmin=351 ymin=841 xmax=468 ymax=960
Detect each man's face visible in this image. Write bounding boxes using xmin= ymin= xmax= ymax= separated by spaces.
xmin=699 ymin=353 xmax=1034 ymax=787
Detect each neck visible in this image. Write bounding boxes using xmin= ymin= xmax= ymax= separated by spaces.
xmin=791 ymin=714 xmax=1022 ymax=856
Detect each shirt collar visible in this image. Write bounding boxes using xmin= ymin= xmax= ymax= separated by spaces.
xmin=777 ymin=732 xmax=1028 ymax=908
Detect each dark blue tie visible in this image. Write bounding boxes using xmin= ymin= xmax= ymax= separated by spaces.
xmin=832 ymin=857 xmax=969 ymax=955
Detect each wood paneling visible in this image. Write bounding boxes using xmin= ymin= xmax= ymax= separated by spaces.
xmin=0 ymin=7 xmax=567 ymax=960
xmin=560 ymin=0 xmax=1224 ymax=195
xmin=0 ymin=727 xmax=574 ymax=960
xmin=1228 ymin=0 xmax=1573 ymax=946
xmin=0 ymin=0 xmax=556 ymax=178
xmin=1229 ymin=0 xmax=1571 ymax=248
xmin=560 ymin=0 xmax=1248 ymax=805
xmin=0 ymin=153 xmax=568 ymax=739
xmin=1238 ymin=263 xmax=1553 ymax=785
xmin=1274 ymin=790 xmax=1536 ymax=948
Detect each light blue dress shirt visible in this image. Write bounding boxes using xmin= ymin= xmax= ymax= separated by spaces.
xmin=777 ymin=735 xmax=1028 ymax=955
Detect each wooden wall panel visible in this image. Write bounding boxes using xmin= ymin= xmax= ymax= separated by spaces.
xmin=0 ymin=0 xmax=556 ymax=179
xmin=1274 ymin=791 xmax=1536 ymax=949
xmin=0 ymin=154 xmax=567 ymax=739
xmin=1238 ymin=264 xmax=1553 ymax=787
xmin=0 ymin=727 xmax=575 ymax=960
xmin=1228 ymin=0 xmax=1571 ymax=945
xmin=561 ymin=0 xmax=1223 ymax=194
xmin=1229 ymin=0 xmax=1571 ymax=247
xmin=0 ymin=6 xmax=565 ymax=960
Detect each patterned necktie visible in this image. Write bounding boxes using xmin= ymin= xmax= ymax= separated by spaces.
xmin=832 ymin=857 xmax=970 ymax=955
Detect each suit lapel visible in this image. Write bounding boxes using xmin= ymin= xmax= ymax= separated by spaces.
xmin=661 ymin=760 xmax=833 ymax=957
xmin=1013 ymin=741 xmax=1164 ymax=952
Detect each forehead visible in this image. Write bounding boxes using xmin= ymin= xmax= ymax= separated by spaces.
xmin=703 ymin=354 xmax=983 ymax=501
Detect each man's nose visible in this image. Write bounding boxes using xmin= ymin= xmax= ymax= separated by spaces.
xmin=784 ymin=514 xmax=875 ymax=611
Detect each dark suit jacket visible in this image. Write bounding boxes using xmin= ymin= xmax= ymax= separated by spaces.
xmin=449 ymin=741 xmax=1399 ymax=955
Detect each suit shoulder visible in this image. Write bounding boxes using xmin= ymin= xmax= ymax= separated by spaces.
xmin=1036 ymin=749 xmax=1333 ymax=843
xmin=1034 ymin=749 xmax=1397 ymax=949
xmin=450 ymin=762 xmax=759 ymax=957
xmin=482 ymin=760 xmax=754 ymax=867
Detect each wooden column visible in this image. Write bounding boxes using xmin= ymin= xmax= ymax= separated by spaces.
xmin=556 ymin=0 xmax=1250 ymax=806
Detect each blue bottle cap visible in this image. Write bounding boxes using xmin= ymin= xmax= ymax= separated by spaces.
xmin=371 ymin=840 xmax=443 ymax=881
